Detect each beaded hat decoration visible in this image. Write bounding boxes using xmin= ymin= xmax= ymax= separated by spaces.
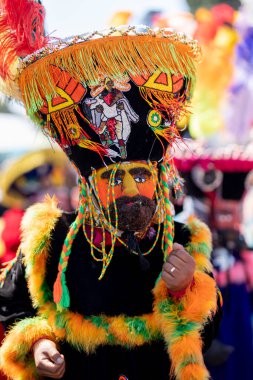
xmin=0 ymin=0 xmax=200 ymax=308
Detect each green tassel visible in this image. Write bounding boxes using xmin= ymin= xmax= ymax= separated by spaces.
xmin=59 ymin=273 xmax=70 ymax=309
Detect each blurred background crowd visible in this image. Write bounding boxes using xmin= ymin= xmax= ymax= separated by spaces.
xmin=1 ymin=0 xmax=253 ymax=379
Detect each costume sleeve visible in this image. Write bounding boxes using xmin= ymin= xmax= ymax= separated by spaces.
xmin=0 ymin=315 xmax=57 ymax=380
xmin=0 ymin=251 xmax=57 ymax=380
xmin=0 ymin=251 xmax=36 ymax=330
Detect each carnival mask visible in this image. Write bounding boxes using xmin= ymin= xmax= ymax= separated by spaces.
xmin=94 ymin=161 xmax=158 ymax=231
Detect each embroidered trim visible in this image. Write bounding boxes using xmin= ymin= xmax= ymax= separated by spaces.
xmin=0 ymin=197 xmax=217 ymax=380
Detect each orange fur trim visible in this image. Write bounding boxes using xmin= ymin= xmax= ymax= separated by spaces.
xmin=21 ymin=195 xmax=62 ymax=308
xmin=4 ymin=196 xmax=217 ymax=380
xmin=65 ymin=313 xmax=107 ymax=353
xmin=169 ymin=333 xmax=203 ymax=364
xmin=179 ymin=364 xmax=210 ymax=380
xmin=186 ymin=217 xmax=213 ymax=272
xmin=181 ymin=272 xmax=217 ymax=321
xmin=152 ymin=217 xmax=216 ymax=380
xmin=0 ymin=317 xmax=56 ymax=380
xmin=153 ymin=272 xmax=217 ymax=380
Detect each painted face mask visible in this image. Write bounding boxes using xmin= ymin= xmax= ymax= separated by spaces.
xmin=94 ymin=161 xmax=158 ymax=231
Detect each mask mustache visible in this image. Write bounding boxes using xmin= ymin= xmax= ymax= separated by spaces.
xmin=114 ymin=195 xmax=153 ymax=208
xmin=108 ymin=195 xmax=156 ymax=231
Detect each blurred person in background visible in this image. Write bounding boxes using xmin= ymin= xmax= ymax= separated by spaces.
xmin=0 ymin=148 xmax=76 ymax=265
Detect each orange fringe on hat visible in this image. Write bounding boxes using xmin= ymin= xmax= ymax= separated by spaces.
xmin=19 ymin=34 xmax=199 ymax=113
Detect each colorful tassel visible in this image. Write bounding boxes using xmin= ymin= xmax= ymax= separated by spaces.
xmin=53 ymin=178 xmax=87 ymax=310
xmin=166 ymin=160 xmax=184 ymax=199
xmin=160 ymin=163 xmax=174 ymax=258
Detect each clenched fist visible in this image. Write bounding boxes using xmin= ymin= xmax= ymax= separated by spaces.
xmin=162 ymin=243 xmax=196 ymax=293
xmin=33 ymin=338 xmax=65 ymax=379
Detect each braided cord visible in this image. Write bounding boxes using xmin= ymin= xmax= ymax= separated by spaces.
xmin=160 ymin=163 xmax=174 ymax=259
xmin=99 ymin=163 xmax=119 ymax=279
xmin=53 ymin=177 xmax=86 ymax=309
xmin=81 ymin=164 xmax=120 ymax=279
xmin=82 ymin=174 xmax=104 ymax=257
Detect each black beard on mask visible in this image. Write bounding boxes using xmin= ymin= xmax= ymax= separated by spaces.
xmin=108 ymin=195 xmax=156 ymax=231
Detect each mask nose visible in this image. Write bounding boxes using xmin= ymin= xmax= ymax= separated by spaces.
xmin=121 ymin=172 xmax=139 ymax=197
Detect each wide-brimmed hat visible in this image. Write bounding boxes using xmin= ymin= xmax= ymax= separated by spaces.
xmin=0 ymin=1 xmax=200 ymax=176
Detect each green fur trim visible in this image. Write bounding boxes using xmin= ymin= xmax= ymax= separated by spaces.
xmin=1 ymin=198 xmax=217 ymax=380
xmin=0 ymin=316 xmax=56 ymax=380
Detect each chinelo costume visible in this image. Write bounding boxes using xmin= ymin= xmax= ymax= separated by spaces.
xmin=0 ymin=1 xmax=222 ymax=380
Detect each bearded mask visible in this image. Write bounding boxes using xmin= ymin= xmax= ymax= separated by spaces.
xmin=94 ymin=161 xmax=157 ymax=231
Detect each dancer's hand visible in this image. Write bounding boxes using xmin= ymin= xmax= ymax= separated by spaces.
xmin=33 ymin=338 xmax=65 ymax=379
xmin=162 ymin=243 xmax=196 ymax=292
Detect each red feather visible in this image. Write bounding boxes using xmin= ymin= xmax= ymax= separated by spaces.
xmin=0 ymin=0 xmax=48 ymax=79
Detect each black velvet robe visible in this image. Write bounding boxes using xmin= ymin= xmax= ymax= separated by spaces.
xmin=0 ymin=214 xmax=222 ymax=380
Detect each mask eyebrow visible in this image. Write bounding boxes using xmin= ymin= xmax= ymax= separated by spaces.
xmin=129 ymin=167 xmax=152 ymax=177
xmin=100 ymin=169 xmax=125 ymax=179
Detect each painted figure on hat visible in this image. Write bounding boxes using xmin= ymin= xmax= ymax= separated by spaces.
xmin=85 ymin=77 xmax=139 ymax=159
